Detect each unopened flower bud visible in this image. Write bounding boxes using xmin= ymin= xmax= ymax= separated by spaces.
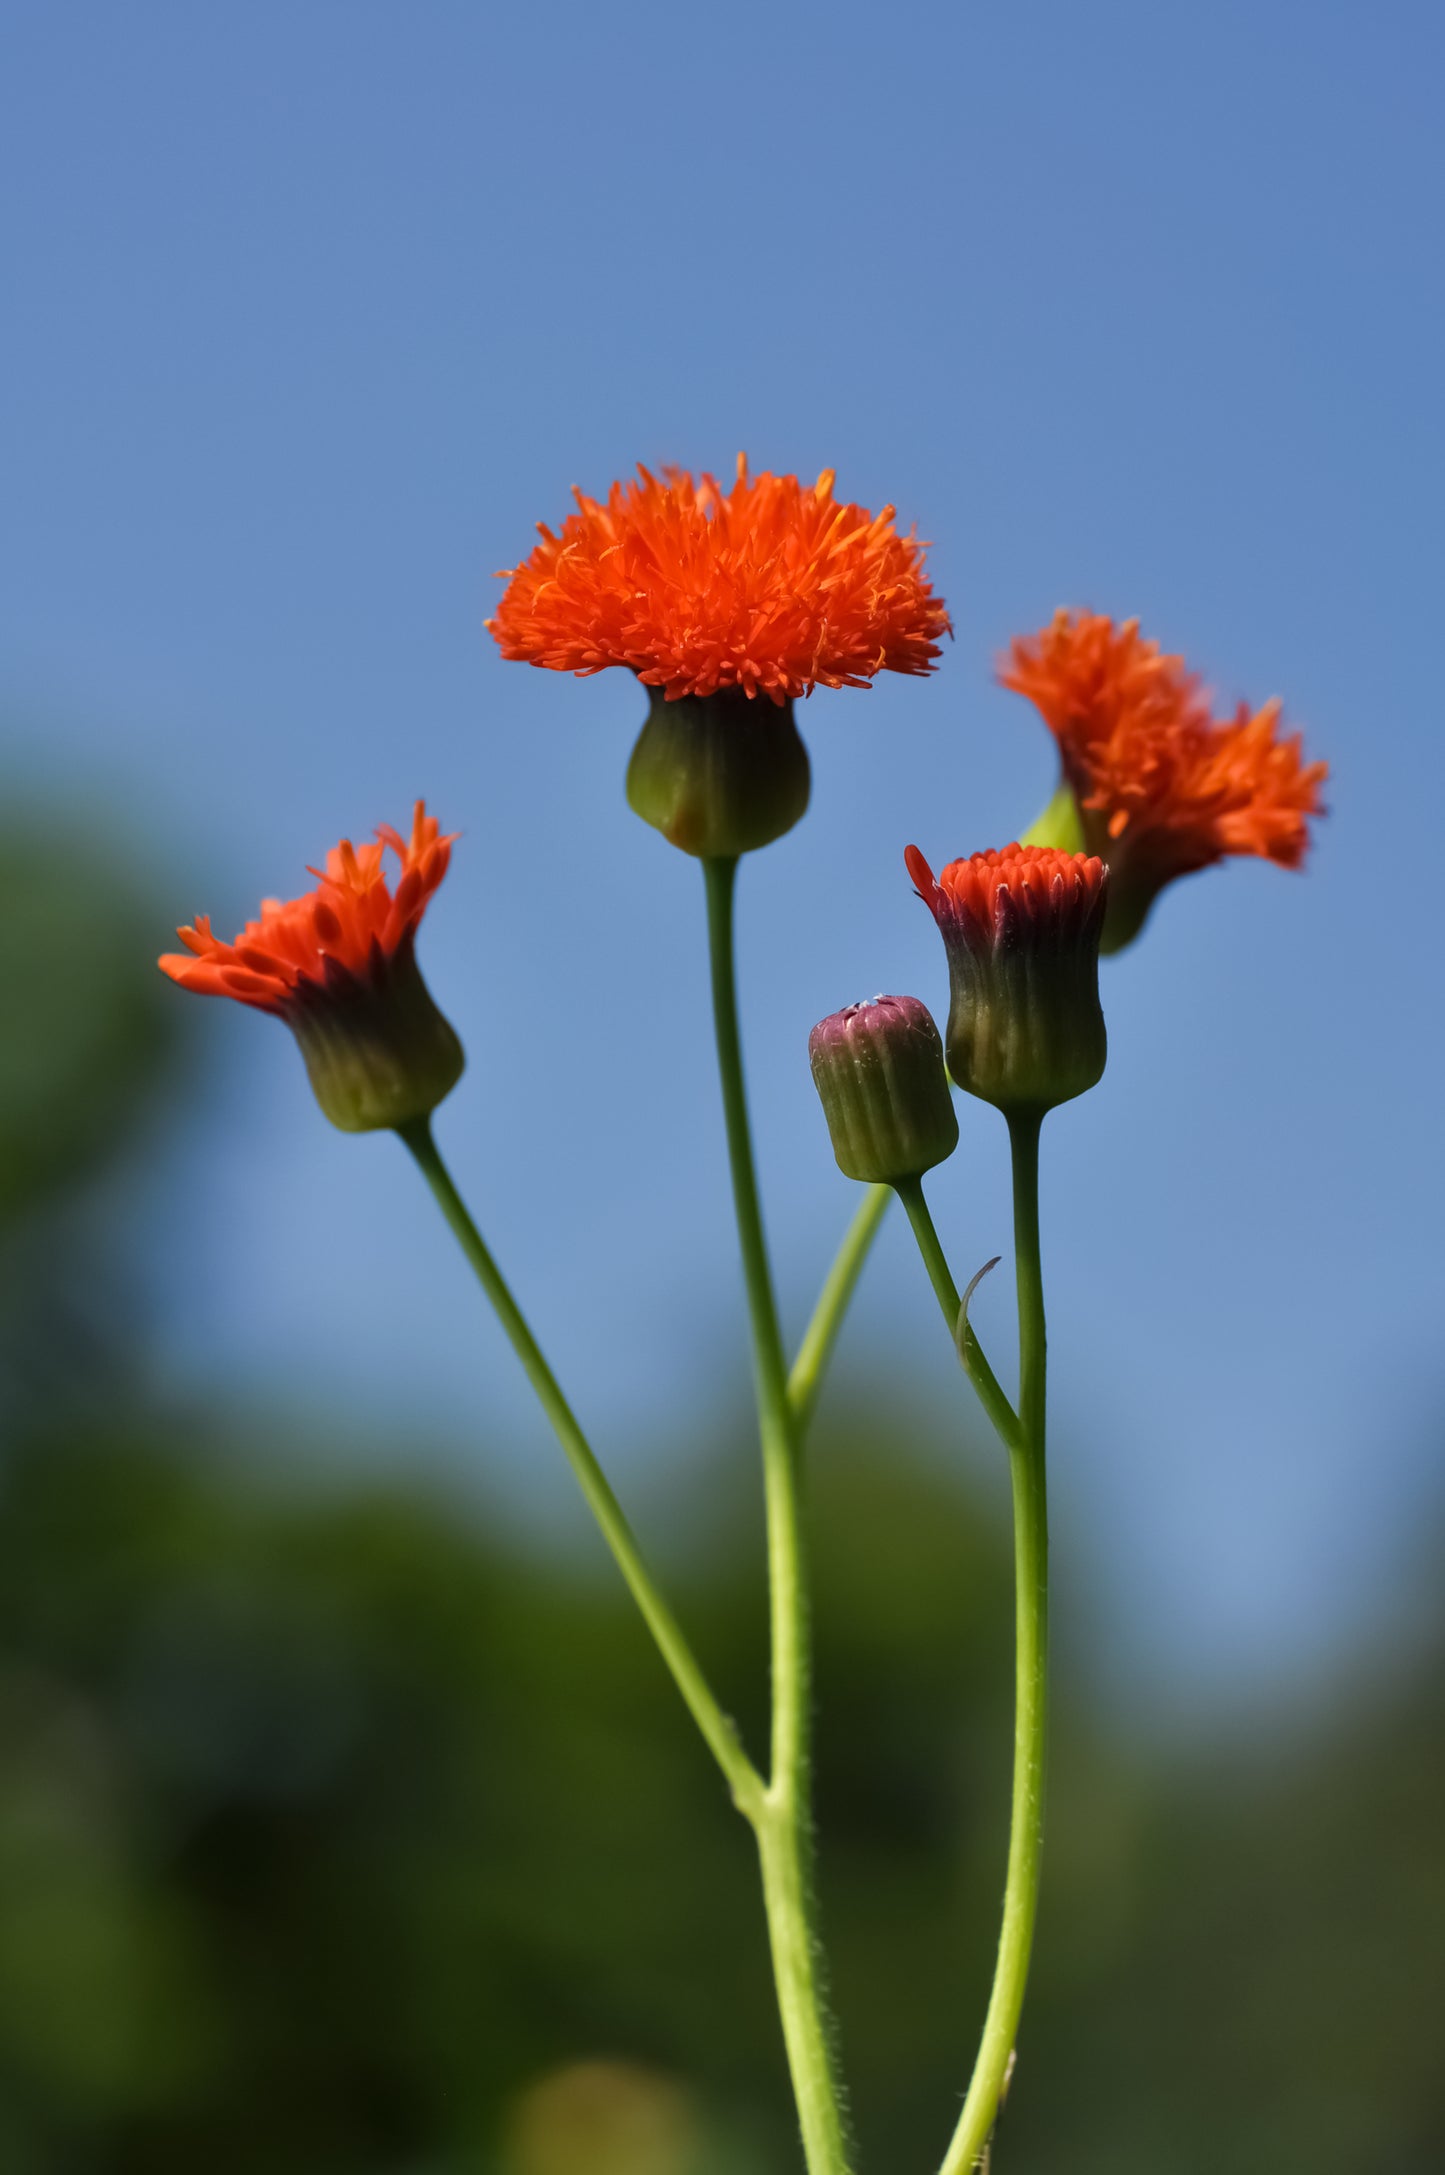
xmin=160 ymin=802 xmax=464 ymax=1134
xmin=906 ymin=843 xmax=1108 ymax=1114
xmin=809 ymin=995 xmax=958 ymax=1184
xmin=626 ymin=686 xmax=811 ymax=859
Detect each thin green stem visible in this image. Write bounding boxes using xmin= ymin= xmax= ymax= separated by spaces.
xmin=787 ymin=1182 xmax=891 ymax=1439
xmin=940 ymin=1111 xmax=1049 ymax=2175
xmin=893 ymin=1177 xmax=1022 ymax=1455
xmin=702 ymin=855 xmax=851 ymax=2175
xmin=397 ymin=1114 xmax=762 ymax=1816
xmin=1009 ymin=1114 xmax=1047 ymax=1456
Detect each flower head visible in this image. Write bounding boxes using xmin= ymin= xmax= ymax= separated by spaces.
xmin=488 ymin=456 xmax=950 ymax=706
xmin=160 ymin=803 xmax=464 ymax=1132
xmin=1000 ymin=610 xmax=1328 ymax=949
xmin=809 ymin=995 xmax=958 ymax=1185
xmin=906 ymin=843 xmax=1108 ymax=1113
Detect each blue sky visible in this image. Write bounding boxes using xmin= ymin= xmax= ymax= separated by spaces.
xmin=2 ymin=0 xmax=1442 ymax=1712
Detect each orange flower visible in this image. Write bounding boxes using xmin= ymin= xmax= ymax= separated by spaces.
xmin=906 ymin=842 xmax=1108 ymax=947
xmin=160 ymin=804 xmax=464 ymax=1133
xmin=906 ymin=844 xmax=1108 ymax=1112
xmin=488 ymin=456 xmax=951 ymax=706
xmin=160 ymin=802 xmax=455 ymax=1016
xmin=999 ymin=611 xmax=1327 ymax=946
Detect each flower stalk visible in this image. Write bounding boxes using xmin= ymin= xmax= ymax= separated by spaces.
xmin=702 ymin=855 xmax=852 ymax=2175
xmin=895 ymin=1139 xmax=1049 ymax=2174
xmin=891 ymin=1177 xmax=1021 ymax=1455
xmin=397 ymin=1114 xmax=763 ymax=1815
xmin=786 ymin=1182 xmax=891 ymax=1438
xmin=939 ymin=1114 xmax=1050 ymax=2175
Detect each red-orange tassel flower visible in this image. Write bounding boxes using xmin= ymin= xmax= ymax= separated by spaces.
xmin=906 ymin=844 xmax=1108 ymax=1113
xmin=488 ymin=458 xmax=951 ymax=858
xmin=160 ymin=803 xmax=464 ymax=1133
xmin=489 ymin=456 xmax=950 ymax=705
xmin=1000 ymin=610 xmax=1328 ymax=951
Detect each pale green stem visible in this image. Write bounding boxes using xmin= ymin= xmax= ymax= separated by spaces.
xmin=787 ymin=1182 xmax=891 ymax=1438
xmin=702 ymin=855 xmax=852 ymax=2175
xmin=397 ymin=1114 xmax=763 ymax=1816
xmin=892 ymin=1177 xmax=1022 ymax=1456
xmin=940 ymin=1111 xmax=1049 ymax=2175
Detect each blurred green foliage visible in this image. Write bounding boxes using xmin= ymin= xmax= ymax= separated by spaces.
xmin=0 ymin=803 xmax=1442 ymax=2172
xmin=0 ymin=814 xmax=176 ymax=1225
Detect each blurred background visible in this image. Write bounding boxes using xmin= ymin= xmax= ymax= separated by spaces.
xmin=2 ymin=2 xmax=1443 ymax=2168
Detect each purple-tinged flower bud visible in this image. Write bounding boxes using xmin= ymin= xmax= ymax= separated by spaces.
xmin=809 ymin=995 xmax=958 ymax=1184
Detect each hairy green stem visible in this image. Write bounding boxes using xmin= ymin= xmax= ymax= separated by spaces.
xmin=398 ymin=1114 xmax=762 ymax=1815
xmin=702 ymin=856 xmax=851 ymax=2175
xmin=940 ymin=1111 xmax=1049 ymax=2174
xmin=787 ymin=1182 xmax=891 ymax=1438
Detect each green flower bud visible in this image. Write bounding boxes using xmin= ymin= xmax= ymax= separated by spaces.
xmin=626 ymin=686 xmax=811 ymax=859
xmin=288 ymin=935 xmax=464 ymax=1133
